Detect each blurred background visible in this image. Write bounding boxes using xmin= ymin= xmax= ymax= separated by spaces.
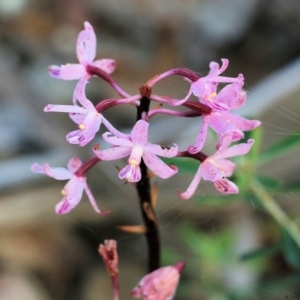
xmin=1 ymin=0 xmax=300 ymax=299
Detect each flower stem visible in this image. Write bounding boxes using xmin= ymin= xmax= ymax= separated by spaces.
xmin=136 ymin=96 xmax=160 ymax=272
xmin=146 ymin=68 xmax=199 ymax=87
xmin=250 ymin=179 xmax=300 ymax=248
xmin=86 ymin=65 xmax=131 ymax=98
xmin=111 ymin=275 xmax=119 ymax=300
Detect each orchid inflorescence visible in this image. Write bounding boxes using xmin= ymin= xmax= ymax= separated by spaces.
xmin=32 ymin=22 xmax=261 ymax=299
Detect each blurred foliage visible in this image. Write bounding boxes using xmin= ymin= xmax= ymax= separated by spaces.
xmin=163 ymin=126 xmax=300 ymax=299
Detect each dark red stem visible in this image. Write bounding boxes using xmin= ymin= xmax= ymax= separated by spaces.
xmin=177 ymin=151 xmax=208 ymax=162
xmin=136 ymin=95 xmax=160 ymax=272
xmin=75 ymin=157 xmax=101 ymax=177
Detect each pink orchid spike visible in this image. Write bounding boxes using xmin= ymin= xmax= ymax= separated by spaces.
xmin=179 ymin=135 xmax=254 ymax=199
xmin=93 ymin=120 xmax=178 ymax=182
xmin=130 ymin=261 xmax=185 ymax=300
xmin=48 ymin=21 xmax=116 ymax=84
xmin=31 ymin=157 xmax=109 ymax=215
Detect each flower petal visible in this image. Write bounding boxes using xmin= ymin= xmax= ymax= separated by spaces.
xmin=212 ymin=83 xmax=242 ymax=110
xmin=131 ymin=120 xmax=149 ymax=146
xmin=93 ymin=146 xmax=131 ymax=160
xmin=220 ymin=111 xmax=261 ymax=132
xmin=188 ymin=115 xmax=209 ymax=154
xmin=207 ymin=112 xmax=236 ymax=135
xmin=59 ymin=64 xmax=86 ymax=80
xmin=214 ymin=178 xmax=239 ymax=194
xmin=66 ymin=113 xmax=101 ymax=147
xmin=170 ymin=85 xmax=194 ymax=106
xmin=73 ymin=79 xmax=95 ymax=110
xmin=216 ymin=139 xmax=254 ymax=159
xmin=55 ymin=177 xmax=84 ymax=214
xmin=178 ymin=164 xmax=202 ymax=200
xmin=214 ymin=133 xmax=233 ymax=154
xmin=91 ymin=59 xmax=116 ymax=74
xmin=143 ymin=152 xmax=178 ymax=179
xmin=200 ymin=160 xmax=229 ymax=182
xmin=77 ymin=21 xmax=96 ymax=64
xmin=214 ymin=83 xmax=245 ymax=110
xmin=102 ymin=116 xmax=130 ymax=139
xmin=69 ymin=112 xmax=86 ymax=124
xmin=201 ymin=157 xmax=237 ymax=182
xmin=31 ymin=163 xmax=45 ymax=174
xmin=144 ymin=143 xmax=178 ymax=158
xmin=48 ymin=65 xmax=62 ymax=79
xmin=102 ymin=132 xmax=133 ymax=147
xmin=119 ymin=164 xmax=141 ymax=182
xmin=42 ymin=163 xmax=72 ymax=180
xmin=44 ymin=104 xmax=87 ymax=114
xmin=67 ymin=157 xmax=82 ymax=173
xmin=192 ymin=79 xmax=213 ymax=98
xmin=233 ymin=89 xmax=247 ymax=109
xmin=83 ymin=181 xmax=110 ymax=215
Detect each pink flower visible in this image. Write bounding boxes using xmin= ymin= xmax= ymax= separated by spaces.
xmin=173 ymin=59 xmax=243 ymax=107
xmin=179 ymin=135 xmax=254 ymax=199
xmin=93 ymin=120 xmax=178 ymax=182
xmin=48 ymin=21 xmax=115 ymax=83
xmin=130 ymin=261 xmax=185 ymax=300
xmin=186 ymin=79 xmax=260 ymax=154
xmin=44 ymin=80 xmax=129 ymax=146
xmin=31 ymin=157 xmax=108 ymax=215
xmin=189 ymin=104 xmax=261 ymax=154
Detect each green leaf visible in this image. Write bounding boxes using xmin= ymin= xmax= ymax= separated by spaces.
xmin=282 ymin=228 xmax=300 ymax=268
xmin=258 ymin=128 xmax=300 ymax=165
xmin=256 ymin=174 xmax=282 ymax=191
xmin=256 ymin=174 xmax=300 ymax=193
xmin=280 ymin=182 xmax=300 ymax=193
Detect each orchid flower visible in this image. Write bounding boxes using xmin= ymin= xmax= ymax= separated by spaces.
xmin=172 ymin=59 xmax=243 ymax=106
xmin=188 ymin=107 xmax=261 ymax=153
xmin=48 ymin=22 xmax=115 ymax=85
xmin=31 ymin=157 xmax=108 ymax=215
xmin=130 ymin=261 xmax=185 ymax=300
xmin=179 ymin=135 xmax=254 ymax=199
xmin=93 ymin=120 xmax=178 ymax=182
xmin=187 ymin=80 xmax=260 ymax=153
xmin=44 ymin=80 xmax=129 ymax=146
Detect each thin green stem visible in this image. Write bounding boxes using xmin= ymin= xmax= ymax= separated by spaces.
xmin=250 ymin=179 xmax=300 ymax=249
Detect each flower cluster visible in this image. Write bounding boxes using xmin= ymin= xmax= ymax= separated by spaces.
xmin=32 ymin=21 xmax=260 ymax=216
xmin=31 ymin=21 xmax=261 ymax=300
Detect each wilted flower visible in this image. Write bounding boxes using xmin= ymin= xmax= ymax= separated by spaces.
xmin=99 ymin=240 xmax=119 ymax=276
